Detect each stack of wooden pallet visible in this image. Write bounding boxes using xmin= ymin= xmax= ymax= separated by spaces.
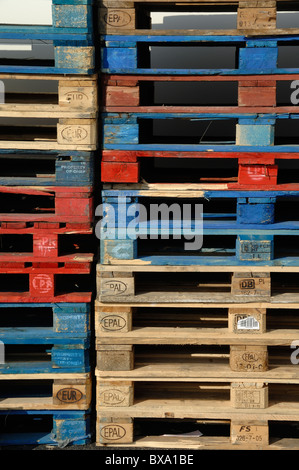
xmin=96 ymin=0 xmax=299 ymax=449
xmin=0 ymin=1 xmax=97 ymax=446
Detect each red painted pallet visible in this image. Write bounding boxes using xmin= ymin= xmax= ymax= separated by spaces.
xmin=0 ymin=222 xmax=94 ymax=263
xmin=101 ymin=150 xmax=299 ymax=189
xmin=0 ymin=262 xmax=92 ymax=303
xmin=102 ymin=74 xmax=299 ymax=113
xmin=0 ymin=186 xmax=93 ymax=223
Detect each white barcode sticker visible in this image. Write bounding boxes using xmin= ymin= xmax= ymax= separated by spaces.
xmin=237 ymin=316 xmax=260 ymax=330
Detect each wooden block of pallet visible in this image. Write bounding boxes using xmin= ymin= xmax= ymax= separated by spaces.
xmin=228 ymin=308 xmax=267 ymax=334
xmin=230 ymin=420 xmax=269 ymax=447
xmin=97 ymin=416 xmax=134 ymax=444
xmin=231 ymin=383 xmax=269 ymax=409
xmin=97 ymin=345 xmax=134 ymax=370
xmin=231 ymin=273 xmax=271 ymax=297
xmin=230 ymin=345 xmax=268 ymax=372
xmin=97 ymin=305 xmax=133 ymax=333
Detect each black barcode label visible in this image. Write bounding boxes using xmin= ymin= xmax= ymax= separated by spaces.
xmin=237 ymin=316 xmax=260 ymax=330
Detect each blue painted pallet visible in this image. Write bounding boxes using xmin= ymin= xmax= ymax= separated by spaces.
xmin=0 ymin=42 xmax=95 ymax=75
xmin=99 ymin=191 xmax=299 ymax=266
xmin=102 ymin=35 xmax=299 ymax=75
xmin=0 ymin=344 xmax=90 ymax=374
xmin=103 ymin=112 xmax=299 ymax=151
xmin=0 ymin=0 xmax=94 ymax=39
xmin=0 ymin=150 xmax=94 ymax=186
xmin=0 ymin=410 xmax=91 ymax=446
xmin=0 ymin=303 xmax=90 ymax=340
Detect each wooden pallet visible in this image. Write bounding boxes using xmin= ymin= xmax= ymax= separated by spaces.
xmin=99 ymin=189 xmax=299 ymax=266
xmin=0 ymin=186 xmax=93 ymax=224
xmin=0 ymin=73 xmax=97 ymax=118
xmin=0 ymin=229 xmax=94 ymax=264
xmin=0 ymin=118 xmax=97 ymax=151
xmin=101 ymin=34 xmax=299 ymax=75
xmin=102 ymin=154 xmax=299 ymax=189
xmin=102 ymin=73 xmax=299 ymax=113
xmin=95 ymin=300 xmax=299 ymax=338
xmin=102 ymin=111 xmax=299 ymax=152
xmin=0 ymin=409 xmax=91 ymax=446
xmin=0 ymin=372 xmax=92 ymax=410
xmin=96 ymin=340 xmax=298 ymax=372
xmin=96 ymin=415 xmax=299 ymax=449
xmin=97 ymin=264 xmax=299 ymax=303
xmin=99 ymin=0 xmax=297 ymax=36
xmin=0 ymin=150 xmax=95 ymax=187
xmin=0 ymin=263 xmax=92 ymax=303
xmin=97 ymin=376 xmax=299 ymax=412
xmin=0 ymin=0 xmax=93 ymax=38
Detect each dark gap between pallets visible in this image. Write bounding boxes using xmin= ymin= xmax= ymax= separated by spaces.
xmin=0 ymin=154 xmax=57 ymax=178
xmin=140 ymin=81 xmax=239 ymax=106
xmin=139 ymin=119 xmax=237 ymax=144
xmin=0 ymin=307 xmax=53 ymax=328
xmin=0 ymin=380 xmax=53 ymax=400
xmin=137 ymin=44 xmax=239 ymax=70
xmin=130 ymin=272 xmax=299 ymax=295
xmin=0 ymin=192 xmax=55 ymax=214
xmin=130 ymin=306 xmax=299 ymax=329
xmin=4 ymin=344 xmax=53 ymax=364
xmin=0 ymin=118 xmax=57 ymax=141
xmin=0 ymin=233 xmax=95 ymax=256
xmin=139 ymin=158 xmax=239 ymax=183
xmin=0 ymin=413 xmax=53 ymax=434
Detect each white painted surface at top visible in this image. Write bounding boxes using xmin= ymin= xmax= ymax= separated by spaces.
xmin=0 ymin=0 xmax=52 ymax=25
